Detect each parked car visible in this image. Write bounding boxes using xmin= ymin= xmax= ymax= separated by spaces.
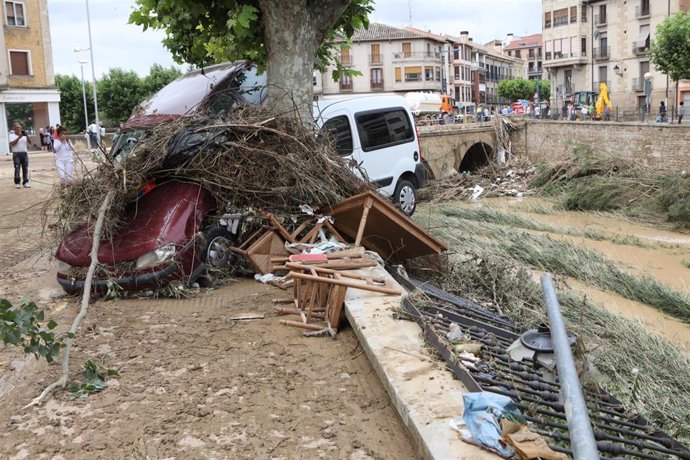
xmin=55 ymin=61 xmax=267 ymax=294
xmin=314 ymin=95 xmax=425 ymax=216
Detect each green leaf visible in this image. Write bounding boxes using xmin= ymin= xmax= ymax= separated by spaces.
xmin=47 ymin=320 xmax=58 ymax=330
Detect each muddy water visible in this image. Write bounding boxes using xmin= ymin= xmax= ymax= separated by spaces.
xmin=472 ymin=197 xmax=690 ymax=352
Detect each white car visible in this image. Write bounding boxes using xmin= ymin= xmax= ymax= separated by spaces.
xmin=314 ymin=95 xmax=425 ymax=215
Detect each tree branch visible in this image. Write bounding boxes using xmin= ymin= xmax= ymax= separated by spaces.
xmin=23 ymin=191 xmax=115 ymax=409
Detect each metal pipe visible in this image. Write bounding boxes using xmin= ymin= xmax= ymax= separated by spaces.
xmin=85 ymin=0 xmax=100 ymax=140
xmin=79 ymin=61 xmax=89 ymax=132
xmin=540 ymin=273 xmax=599 ymax=460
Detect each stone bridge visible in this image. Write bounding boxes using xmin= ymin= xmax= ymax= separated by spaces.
xmin=418 ymin=119 xmax=690 ymax=179
xmin=418 ymin=124 xmax=497 ymax=179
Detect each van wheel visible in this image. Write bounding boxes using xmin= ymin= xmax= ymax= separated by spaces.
xmin=201 ymin=227 xmax=236 ymax=269
xmin=394 ymin=179 xmax=417 ymax=216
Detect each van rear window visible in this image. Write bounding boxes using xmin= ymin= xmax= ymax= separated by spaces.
xmin=355 ymin=109 xmax=413 ymax=152
xmin=320 ymin=115 xmax=353 ymax=156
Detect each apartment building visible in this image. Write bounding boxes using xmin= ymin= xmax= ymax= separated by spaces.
xmin=543 ymin=0 xmax=690 ymax=116
xmin=504 ymin=33 xmax=545 ymax=80
xmin=448 ymin=32 xmax=524 ymax=110
xmin=0 ymin=0 xmax=60 ymax=154
xmin=314 ymin=23 xmax=446 ymax=97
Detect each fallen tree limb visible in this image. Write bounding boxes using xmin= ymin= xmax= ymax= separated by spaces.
xmin=24 ymin=191 xmax=114 ymax=409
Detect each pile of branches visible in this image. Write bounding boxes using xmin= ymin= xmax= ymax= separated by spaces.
xmin=425 ymin=158 xmax=537 ymax=203
xmin=49 ymin=105 xmax=370 ymax=238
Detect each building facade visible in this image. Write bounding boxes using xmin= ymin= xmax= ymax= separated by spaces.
xmin=504 ymin=33 xmax=545 ymax=80
xmin=0 ymin=0 xmax=60 ymax=154
xmin=314 ymin=23 xmax=446 ymax=98
xmin=543 ymin=0 xmax=690 ymax=117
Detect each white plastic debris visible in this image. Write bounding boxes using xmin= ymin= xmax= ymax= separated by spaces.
xmin=446 ymin=322 xmax=464 ymax=341
xmin=471 ymin=185 xmax=484 ymax=200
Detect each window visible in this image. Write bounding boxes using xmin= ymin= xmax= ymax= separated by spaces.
xmin=355 ymin=109 xmax=413 ymax=153
xmin=370 ymin=68 xmax=383 ymax=89
xmin=6 ymin=1 xmax=25 ymax=26
xmin=598 ymin=5 xmax=607 ymax=24
xmin=544 ymin=12 xmax=551 ymax=28
xmin=641 ymin=0 xmax=650 ymax=16
xmin=339 ymin=74 xmax=352 ymax=91
xmin=598 ymin=65 xmax=608 ymax=85
xmin=320 ymin=116 xmax=353 ymax=156
xmin=570 ymin=6 xmax=577 ymax=23
xmin=435 ymin=67 xmax=441 ymax=81
xmin=454 ymin=66 xmax=460 ymax=80
xmin=453 ymin=48 xmax=459 ymax=60
xmin=370 ymin=44 xmax=381 ymax=64
xmin=340 ymin=47 xmax=351 ymax=66
xmin=395 ymin=67 xmax=401 ymax=82
xmin=404 ymin=66 xmax=422 ymax=81
xmin=553 ymin=8 xmax=568 ymax=27
xmin=402 ymin=42 xmax=411 ymax=58
xmin=424 ymin=66 xmax=434 ymax=81
xmin=581 ymin=37 xmax=587 ymax=57
xmin=9 ymin=50 xmax=30 ymax=76
xmin=581 ymin=5 xmax=587 ymax=22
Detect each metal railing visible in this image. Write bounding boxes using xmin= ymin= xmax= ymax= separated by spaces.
xmin=592 ymin=80 xmax=611 ymax=91
xmin=370 ymin=80 xmax=384 ymax=89
xmin=545 ymin=51 xmax=581 ymax=61
xmin=392 ymin=51 xmax=441 ymax=61
xmin=594 ymin=13 xmax=607 ymax=25
xmin=631 ymin=40 xmax=652 ymax=55
xmin=631 ymin=77 xmax=652 ymax=92
xmin=592 ymin=46 xmax=610 ymax=60
xmin=368 ymin=54 xmax=382 ymax=65
xmin=339 ymin=82 xmax=352 ymax=91
xmin=635 ymin=4 xmax=650 ymax=18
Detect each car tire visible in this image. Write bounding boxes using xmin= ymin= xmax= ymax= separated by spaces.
xmin=200 ymin=226 xmax=237 ymax=270
xmin=394 ymin=179 xmax=417 ymax=216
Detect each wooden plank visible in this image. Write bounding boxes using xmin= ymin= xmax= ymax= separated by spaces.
xmin=288 ymin=271 xmax=401 ymax=296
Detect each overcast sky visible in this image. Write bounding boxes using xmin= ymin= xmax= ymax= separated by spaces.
xmin=49 ymin=0 xmax=542 ymax=80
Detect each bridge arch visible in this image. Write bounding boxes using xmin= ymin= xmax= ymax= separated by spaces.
xmin=459 ymin=142 xmax=493 ymax=172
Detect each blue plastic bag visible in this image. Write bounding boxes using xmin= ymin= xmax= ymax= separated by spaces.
xmin=461 ymin=391 xmax=519 ymax=457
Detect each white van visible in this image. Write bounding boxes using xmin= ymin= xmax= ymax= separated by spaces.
xmin=313 ymin=95 xmax=425 ymax=216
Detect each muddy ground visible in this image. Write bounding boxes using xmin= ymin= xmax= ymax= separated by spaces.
xmin=0 ymin=153 xmax=416 ymax=459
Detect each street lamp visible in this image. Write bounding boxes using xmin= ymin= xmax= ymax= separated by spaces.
xmin=73 ymin=0 xmax=100 ymax=141
xmin=78 ymin=60 xmax=89 ymax=133
xmin=643 ymin=72 xmax=653 ymax=122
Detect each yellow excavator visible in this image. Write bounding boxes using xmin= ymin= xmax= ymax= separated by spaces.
xmin=595 ymin=82 xmax=614 ymax=119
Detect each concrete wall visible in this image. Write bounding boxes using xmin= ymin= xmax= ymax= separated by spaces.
xmin=511 ymin=120 xmax=690 ymax=172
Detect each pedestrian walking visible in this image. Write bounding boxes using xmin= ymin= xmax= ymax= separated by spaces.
xmin=604 ymin=104 xmax=611 ymax=121
xmin=8 ymin=122 xmax=32 ymax=188
xmin=53 ymin=126 xmax=75 ymax=183
xmin=87 ymin=120 xmax=99 ymax=149
xmin=679 ymin=101 xmax=686 ymax=124
xmin=657 ymin=101 xmax=667 ymax=123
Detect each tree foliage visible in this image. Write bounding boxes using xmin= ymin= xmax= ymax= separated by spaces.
xmin=129 ymin=0 xmax=373 ymax=121
xmin=497 ymin=79 xmax=550 ymax=102
xmin=651 ymin=11 xmax=690 ymax=81
xmin=56 ymin=74 xmax=94 ymax=132
xmin=97 ymin=68 xmax=145 ymax=125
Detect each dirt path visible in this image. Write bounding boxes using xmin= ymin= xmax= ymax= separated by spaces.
xmin=0 ymin=153 xmax=417 ymax=459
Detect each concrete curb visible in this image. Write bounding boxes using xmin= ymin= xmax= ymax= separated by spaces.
xmin=343 ymin=265 xmax=500 ymax=460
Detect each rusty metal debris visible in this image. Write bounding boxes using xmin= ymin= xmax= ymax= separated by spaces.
xmin=393 ymin=272 xmax=690 ymax=459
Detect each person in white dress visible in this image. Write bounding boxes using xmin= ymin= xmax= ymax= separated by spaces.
xmin=53 ymin=126 xmax=75 ymax=183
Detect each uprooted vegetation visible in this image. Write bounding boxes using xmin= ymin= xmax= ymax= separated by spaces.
xmin=531 ymin=144 xmax=690 ymax=227
xmin=410 ymin=208 xmax=690 ymax=443
xmin=46 ymin=105 xmax=369 ymax=239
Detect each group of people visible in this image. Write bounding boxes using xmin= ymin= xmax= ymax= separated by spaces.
xmin=8 ymin=122 xmax=75 ymax=189
xmin=657 ymin=101 xmax=686 ymax=124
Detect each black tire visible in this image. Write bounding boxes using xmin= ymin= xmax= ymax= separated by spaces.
xmin=200 ymin=226 xmax=237 ymax=269
xmin=393 ymin=179 xmax=417 ymax=216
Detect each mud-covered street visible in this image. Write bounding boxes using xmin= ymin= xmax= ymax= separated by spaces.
xmin=0 ymin=152 xmax=416 ymax=460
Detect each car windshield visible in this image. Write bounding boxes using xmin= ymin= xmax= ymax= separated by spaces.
xmin=111 ymin=129 xmax=146 ymax=164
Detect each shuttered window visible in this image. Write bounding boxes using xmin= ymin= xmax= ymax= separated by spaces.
xmin=5 ymin=1 xmax=26 ymax=26
xmin=395 ymin=67 xmax=401 ymax=82
xmin=9 ymin=51 xmax=30 ymax=75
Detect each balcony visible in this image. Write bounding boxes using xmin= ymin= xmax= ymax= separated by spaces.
xmin=392 ymin=51 xmax=441 ymax=62
xmin=339 ymin=82 xmax=353 ymax=91
xmin=635 ymin=4 xmax=650 ymax=18
xmin=594 ymin=14 xmax=607 ymax=26
xmin=631 ymin=77 xmax=652 ymax=92
xmin=370 ymin=80 xmax=384 ymax=90
xmin=528 ymin=67 xmax=543 ymax=76
xmin=593 ymin=47 xmax=610 ymax=60
xmin=369 ymin=54 xmax=383 ymax=65
xmin=632 ymin=40 xmax=652 ymax=56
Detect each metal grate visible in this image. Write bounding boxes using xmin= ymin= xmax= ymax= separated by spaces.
xmin=396 ymin=274 xmax=690 ymax=459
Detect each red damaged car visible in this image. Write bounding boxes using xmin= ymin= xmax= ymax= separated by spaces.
xmin=55 ymin=61 xmax=267 ymax=294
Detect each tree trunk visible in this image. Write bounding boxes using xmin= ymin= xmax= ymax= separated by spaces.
xmin=259 ymin=0 xmax=351 ymax=125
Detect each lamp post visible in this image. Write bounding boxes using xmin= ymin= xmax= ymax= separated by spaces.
xmin=643 ymin=72 xmax=653 ymax=122
xmin=78 ymin=60 xmax=89 ymax=133
xmin=73 ymin=0 xmax=100 ymax=141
